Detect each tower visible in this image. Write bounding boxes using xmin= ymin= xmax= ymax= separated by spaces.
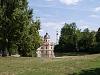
xmin=56 ymin=31 xmax=59 ymax=45
xmin=37 ymin=33 xmax=55 ymax=58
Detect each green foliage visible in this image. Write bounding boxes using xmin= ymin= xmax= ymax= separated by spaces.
xmin=56 ymin=23 xmax=77 ymax=52
xmin=95 ymin=28 xmax=100 ymax=51
xmin=96 ymin=28 xmax=100 ymax=43
xmin=78 ymin=28 xmax=96 ymax=52
xmin=55 ymin=23 xmax=99 ymax=53
xmin=0 ymin=0 xmax=41 ymax=57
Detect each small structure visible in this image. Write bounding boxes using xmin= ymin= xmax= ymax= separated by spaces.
xmin=11 ymin=54 xmax=20 ymax=57
xmin=37 ymin=33 xmax=55 ymax=58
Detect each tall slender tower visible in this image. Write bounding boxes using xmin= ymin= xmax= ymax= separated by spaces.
xmin=56 ymin=31 xmax=59 ymax=45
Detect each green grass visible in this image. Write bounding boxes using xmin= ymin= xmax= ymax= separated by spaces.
xmin=0 ymin=54 xmax=100 ymax=75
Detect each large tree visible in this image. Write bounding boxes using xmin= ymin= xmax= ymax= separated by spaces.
xmin=0 ymin=0 xmax=41 ymax=57
xmin=55 ymin=23 xmax=77 ymax=52
xmin=78 ymin=28 xmax=96 ymax=52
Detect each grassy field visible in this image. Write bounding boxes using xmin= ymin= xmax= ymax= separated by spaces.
xmin=0 ymin=54 xmax=100 ymax=75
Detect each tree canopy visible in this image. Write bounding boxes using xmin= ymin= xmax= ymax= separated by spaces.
xmin=54 ymin=23 xmax=99 ymax=53
xmin=0 ymin=0 xmax=41 ymax=57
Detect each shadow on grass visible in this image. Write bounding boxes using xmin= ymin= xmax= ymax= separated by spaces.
xmin=55 ymin=52 xmax=90 ymax=57
xmin=70 ymin=68 xmax=100 ymax=75
xmin=55 ymin=52 xmax=100 ymax=57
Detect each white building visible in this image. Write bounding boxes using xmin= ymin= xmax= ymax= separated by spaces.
xmin=37 ymin=33 xmax=55 ymax=58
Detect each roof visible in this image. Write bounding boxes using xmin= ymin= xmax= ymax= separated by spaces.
xmin=44 ymin=33 xmax=50 ymax=39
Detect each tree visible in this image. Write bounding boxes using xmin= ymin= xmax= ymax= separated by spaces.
xmin=55 ymin=23 xmax=77 ymax=52
xmin=0 ymin=0 xmax=41 ymax=57
xmin=78 ymin=28 xmax=96 ymax=52
xmin=95 ymin=28 xmax=100 ymax=51
xmin=75 ymin=29 xmax=81 ymax=51
xmin=78 ymin=28 xmax=89 ymax=51
xmin=96 ymin=28 xmax=100 ymax=43
xmin=54 ymin=23 xmax=97 ymax=53
xmin=89 ymin=31 xmax=96 ymax=49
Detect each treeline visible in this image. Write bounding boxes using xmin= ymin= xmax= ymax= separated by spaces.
xmin=55 ymin=23 xmax=100 ymax=53
xmin=0 ymin=0 xmax=41 ymax=57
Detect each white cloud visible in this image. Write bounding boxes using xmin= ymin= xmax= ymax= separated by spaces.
xmin=40 ymin=21 xmax=65 ymax=42
xmin=44 ymin=22 xmax=56 ymax=27
xmin=45 ymin=0 xmax=53 ymax=1
xmin=42 ymin=22 xmax=64 ymax=29
xmin=90 ymin=14 xmax=99 ymax=18
xmin=39 ymin=29 xmax=44 ymax=32
xmin=94 ymin=7 xmax=100 ymax=12
xmin=45 ymin=0 xmax=81 ymax=5
xmin=76 ymin=20 xmax=98 ymax=31
xmin=59 ymin=0 xmax=81 ymax=5
xmin=89 ymin=0 xmax=95 ymax=2
xmin=79 ymin=25 xmax=97 ymax=31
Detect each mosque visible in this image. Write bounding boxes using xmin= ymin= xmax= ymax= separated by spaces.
xmin=36 ymin=33 xmax=55 ymax=58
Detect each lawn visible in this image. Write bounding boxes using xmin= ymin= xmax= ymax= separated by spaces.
xmin=0 ymin=54 xmax=100 ymax=75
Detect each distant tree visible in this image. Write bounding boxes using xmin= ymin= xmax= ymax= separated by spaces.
xmin=78 ymin=28 xmax=96 ymax=52
xmin=75 ymin=29 xmax=81 ymax=51
xmin=89 ymin=31 xmax=96 ymax=49
xmin=55 ymin=23 xmax=77 ymax=52
xmin=96 ymin=28 xmax=100 ymax=43
xmin=95 ymin=28 xmax=100 ymax=51
xmin=54 ymin=23 xmax=98 ymax=53
xmin=78 ymin=28 xmax=90 ymax=51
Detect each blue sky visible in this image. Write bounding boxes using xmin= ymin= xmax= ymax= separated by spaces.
xmin=29 ymin=0 xmax=100 ymax=42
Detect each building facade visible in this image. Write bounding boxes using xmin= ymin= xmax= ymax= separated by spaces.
xmin=37 ymin=33 xmax=55 ymax=58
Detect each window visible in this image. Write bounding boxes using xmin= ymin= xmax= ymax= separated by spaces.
xmin=46 ymin=46 xmax=48 ymax=49
xmin=46 ymin=40 xmax=47 ymax=42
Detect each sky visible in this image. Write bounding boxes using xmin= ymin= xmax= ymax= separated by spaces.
xmin=28 ymin=0 xmax=100 ymax=43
